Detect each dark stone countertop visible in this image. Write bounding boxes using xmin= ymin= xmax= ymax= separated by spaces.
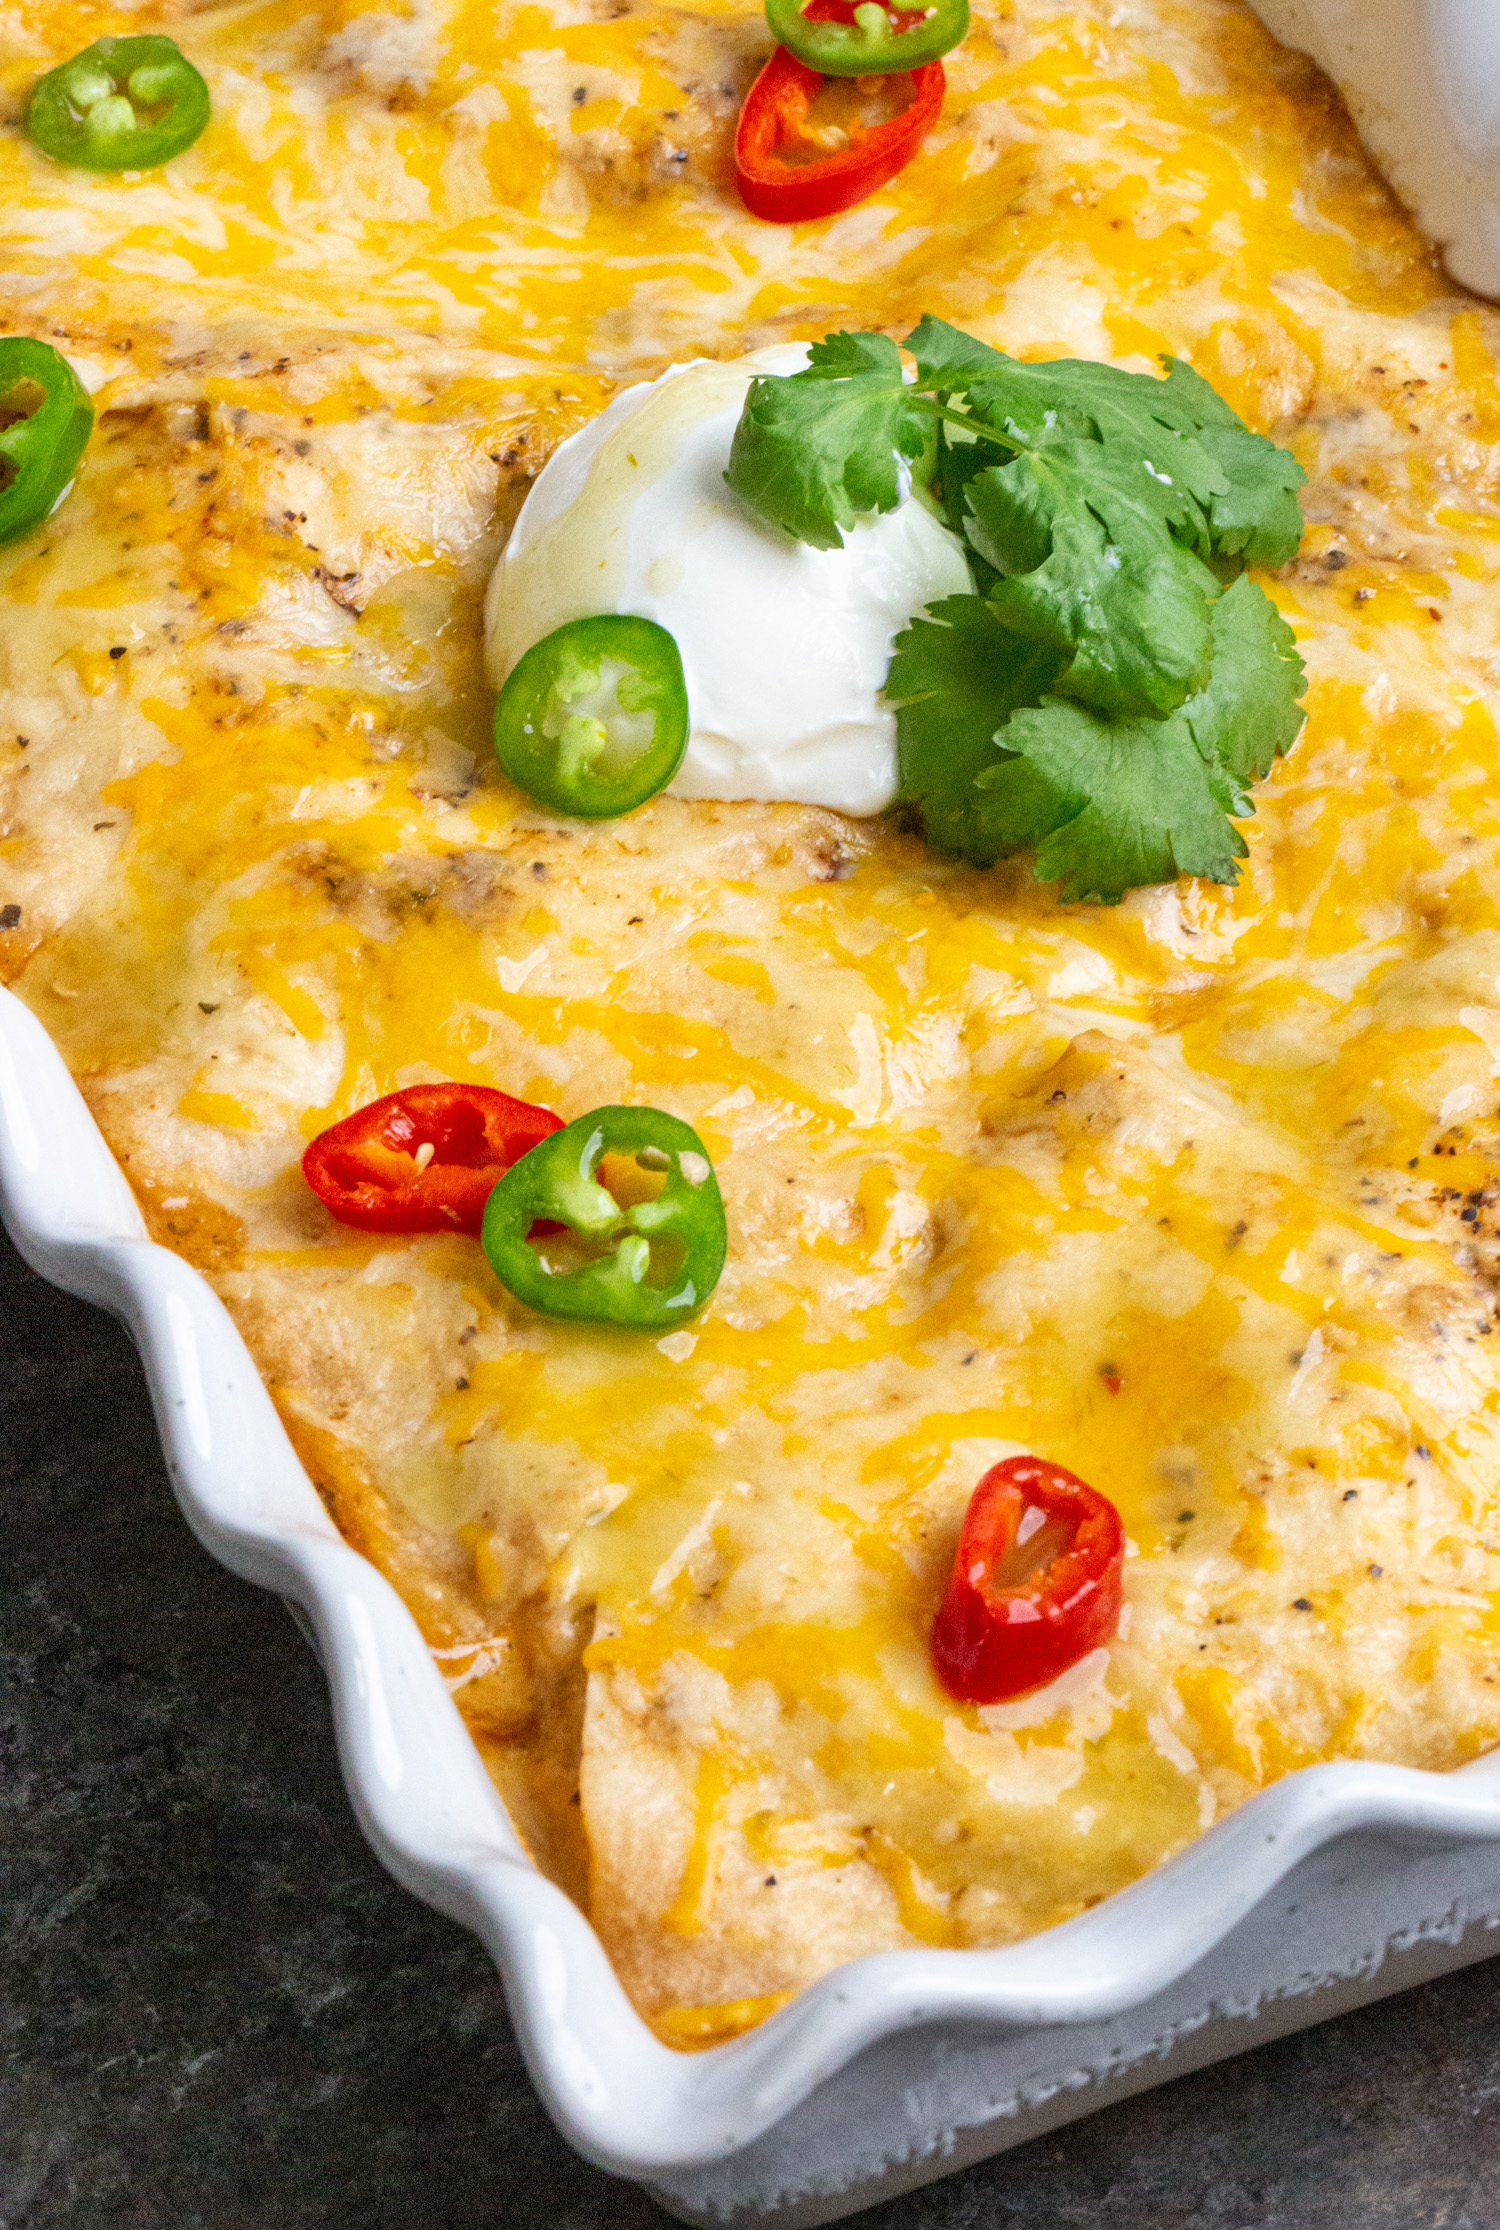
xmin=4 ymin=1224 xmax=1500 ymax=2230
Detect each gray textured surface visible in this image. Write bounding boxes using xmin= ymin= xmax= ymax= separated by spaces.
xmin=4 ymin=1224 xmax=1500 ymax=2230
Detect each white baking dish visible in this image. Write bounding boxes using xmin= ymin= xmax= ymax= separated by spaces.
xmin=1246 ymin=1 xmax=1500 ymax=298
xmin=5 ymin=978 xmax=1500 ymax=2226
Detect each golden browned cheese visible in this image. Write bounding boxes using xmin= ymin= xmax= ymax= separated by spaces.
xmin=7 ymin=0 xmax=1500 ymax=2046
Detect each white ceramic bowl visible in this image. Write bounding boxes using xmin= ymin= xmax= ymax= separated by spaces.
xmin=1248 ymin=0 xmax=1500 ymax=296
xmin=5 ymin=980 xmax=1500 ymax=2226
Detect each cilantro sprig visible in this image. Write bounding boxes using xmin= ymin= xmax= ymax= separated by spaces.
xmin=724 ymin=317 xmax=1307 ymax=903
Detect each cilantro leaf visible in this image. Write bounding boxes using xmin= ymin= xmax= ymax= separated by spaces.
xmin=905 ymin=313 xmax=1006 ymax=395
xmin=887 ymin=594 xmax=1062 ymax=861
xmin=723 ymin=314 xmax=1309 ymax=902
xmin=986 ymin=698 xmax=1245 ymax=902
xmin=965 ymin=442 xmax=1218 ymax=719
xmin=727 ymin=317 xmax=1306 ymax=575
xmin=1193 ymin=422 xmax=1306 ymax=569
xmin=949 ymin=353 xmax=1232 ymax=558
xmin=1149 ymin=355 xmax=1241 ymax=430
xmin=1180 ymin=572 xmax=1306 ymax=812
xmin=724 ymin=330 xmax=932 ymax=550
xmin=910 ymin=319 xmax=1305 ymax=573
xmin=1140 ymin=361 xmax=1305 ymax=566
xmin=891 ymin=578 xmax=1306 ymax=902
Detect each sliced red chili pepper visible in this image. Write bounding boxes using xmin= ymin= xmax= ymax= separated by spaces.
xmin=930 ymin=1455 xmax=1125 ymax=1704
xmin=734 ymin=38 xmax=944 ymax=224
xmin=302 ymin=1083 xmax=563 ymax=1237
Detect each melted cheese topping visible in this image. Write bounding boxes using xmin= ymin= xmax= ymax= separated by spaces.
xmin=0 ymin=0 xmax=1443 ymax=386
xmin=6 ymin=0 xmax=1500 ymax=2042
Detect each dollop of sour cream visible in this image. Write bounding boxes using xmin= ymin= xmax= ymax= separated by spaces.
xmin=483 ymin=346 xmax=972 ymax=816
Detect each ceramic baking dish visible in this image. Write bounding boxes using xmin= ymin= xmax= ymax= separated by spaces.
xmin=1245 ymin=0 xmax=1500 ymax=298
xmin=6 ymin=978 xmax=1500 ymax=2227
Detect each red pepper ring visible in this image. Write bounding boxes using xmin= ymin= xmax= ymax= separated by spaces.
xmin=734 ymin=42 xmax=944 ymax=224
xmin=930 ymin=1456 xmax=1125 ymax=1705
xmin=302 ymin=1082 xmax=563 ymax=1238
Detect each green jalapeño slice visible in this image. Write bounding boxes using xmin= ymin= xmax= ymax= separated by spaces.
xmin=27 ymin=36 xmax=211 ymax=172
xmin=482 ymin=1106 xmax=727 ymax=1329
xmin=492 ymin=613 xmax=689 ymax=819
xmin=0 ymin=339 xmax=95 ymax=545
xmin=763 ymin=0 xmax=968 ymax=76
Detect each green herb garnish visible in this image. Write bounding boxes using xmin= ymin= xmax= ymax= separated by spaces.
xmin=724 ymin=317 xmax=1307 ymax=903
